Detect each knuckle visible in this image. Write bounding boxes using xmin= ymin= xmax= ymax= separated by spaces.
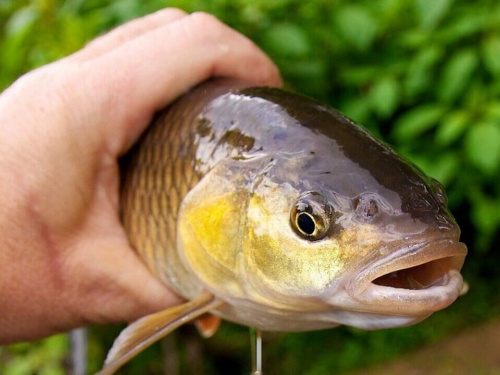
xmin=183 ymin=12 xmax=241 ymax=50
xmin=189 ymin=12 xmax=223 ymax=30
xmin=161 ymin=7 xmax=188 ymax=18
xmin=6 ymin=65 xmax=52 ymax=97
xmin=10 ymin=63 xmax=77 ymax=115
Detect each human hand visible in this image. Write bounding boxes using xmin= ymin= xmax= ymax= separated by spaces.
xmin=0 ymin=8 xmax=281 ymax=343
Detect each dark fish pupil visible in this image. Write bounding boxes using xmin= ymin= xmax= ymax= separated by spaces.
xmin=297 ymin=213 xmax=316 ymax=235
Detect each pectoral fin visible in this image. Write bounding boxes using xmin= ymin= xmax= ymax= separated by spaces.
xmin=96 ymin=292 xmax=222 ymax=375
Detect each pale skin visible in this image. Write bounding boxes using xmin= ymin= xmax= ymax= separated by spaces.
xmin=0 ymin=8 xmax=282 ymax=344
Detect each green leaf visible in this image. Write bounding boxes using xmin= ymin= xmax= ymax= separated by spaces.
xmin=339 ymin=97 xmax=372 ymax=127
xmin=471 ymin=194 xmax=500 ymax=252
xmin=416 ymin=0 xmax=453 ymax=29
xmin=434 ymin=111 xmax=469 ymax=146
xmin=0 ymin=0 xmax=14 ymax=12
xmin=482 ymin=35 xmax=500 ymax=77
xmin=437 ymin=48 xmax=479 ymax=102
xmin=3 ymin=358 xmax=34 ymax=375
xmin=413 ymin=45 xmax=444 ymax=70
xmin=333 ymin=5 xmax=378 ymax=51
xmin=43 ymin=334 xmax=68 ymax=357
xmin=437 ymin=11 xmax=488 ymax=44
xmin=262 ymin=23 xmax=311 ymax=57
xmin=405 ymin=152 xmax=459 ymax=186
xmin=40 ymin=365 xmax=65 ymax=375
xmin=392 ymin=105 xmax=447 ymax=142
xmin=431 ymin=152 xmax=460 ymax=186
xmin=369 ymin=76 xmax=400 ymax=118
xmin=485 ymin=101 xmax=500 ymax=120
xmin=465 ymin=122 xmax=500 ymax=174
xmin=397 ymin=29 xmax=431 ymax=49
xmin=5 ymin=6 xmax=37 ymax=37
xmin=405 ymin=45 xmax=444 ymax=97
xmin=278 ymin=59 xmax=326 ymax=79
xmin=341 ymin=66 xmax=379 ymax=86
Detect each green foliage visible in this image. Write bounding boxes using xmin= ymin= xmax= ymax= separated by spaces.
xmin=1 ymin=0 xmax=500 ymax=374
xmin=0 ymin=335 xmax=68 ymax=375
xmin=392 ymin=104 xmax=447 ymax=142
xmin=465 ymin=121 xmax=500 ymax=175
xmin=333 ymin=5 xmax=379 ymax=51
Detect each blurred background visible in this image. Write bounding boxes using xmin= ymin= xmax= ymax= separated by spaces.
xmin=1 ymin=0 xmax=499 ymax=374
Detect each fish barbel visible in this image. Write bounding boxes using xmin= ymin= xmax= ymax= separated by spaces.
xmin=98 ymin=79 xmax=467 ymax=373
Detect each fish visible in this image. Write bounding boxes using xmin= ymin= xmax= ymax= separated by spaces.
xmin=97 ymin=79 xmax=467 ymax=374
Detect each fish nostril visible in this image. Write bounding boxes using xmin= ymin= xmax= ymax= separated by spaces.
xmin=354 ymin=197 xmax=379 ymax=220
xmin=365 ymin=200 xmax=378 ymax=218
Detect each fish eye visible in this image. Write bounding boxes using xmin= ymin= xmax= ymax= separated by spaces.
xmin=296 ymin=212 xmax=316 ymax=235
xmin=290 ymin=192 xmax=332 ymax=240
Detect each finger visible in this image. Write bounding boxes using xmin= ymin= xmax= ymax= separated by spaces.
xmin=64 ymin=233 xmax=183 ymax=325
xmin=69 ymin=8 xmax=188 ymax=63
xmin=82 ymin=12 xmax=282 ymax=154
xmin=88 ymin=242 xmax=184 ymax=323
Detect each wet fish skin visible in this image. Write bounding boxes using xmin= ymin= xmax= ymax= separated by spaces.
xmin=100 ymin=79 xmax=467 ymax=374
xmin=121 ymin=79 xmax=465 ymax=328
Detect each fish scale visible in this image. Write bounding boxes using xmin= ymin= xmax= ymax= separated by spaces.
xmin=120 ymin=85 xmax=214 ymax=286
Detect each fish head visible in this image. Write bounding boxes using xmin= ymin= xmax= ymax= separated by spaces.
xmin=230 ymin=89 xmax=467 ymax=330
xmin=240 ymin=160 xmax=466 ymax=330
xmin=235 ymin=153 xmax=467 ymax=330
xmin=178 ymin=86 xmax=466 ymax=331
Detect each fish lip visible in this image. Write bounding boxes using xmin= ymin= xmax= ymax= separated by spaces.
xmin=346 ymin=238 xmax=467 ymax=315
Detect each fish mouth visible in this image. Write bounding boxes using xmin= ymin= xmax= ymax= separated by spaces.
xmin=347 ymin=238 xmax=467 ymax=316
